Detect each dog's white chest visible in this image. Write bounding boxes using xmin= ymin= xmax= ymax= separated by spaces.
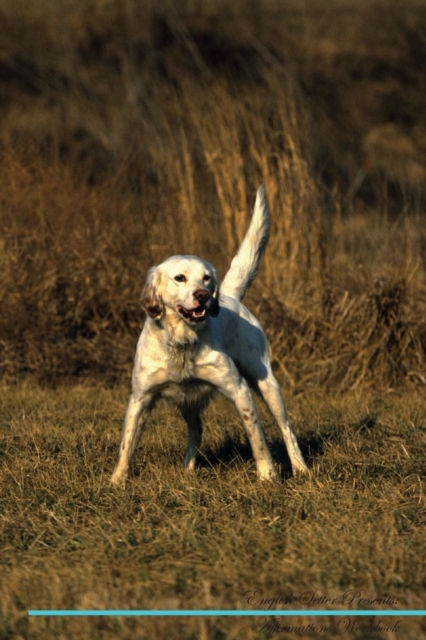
xmin=166 ymin=344 xmax=197 ymax=382
xmin=156 ymin=344 xmax=213 ymax=406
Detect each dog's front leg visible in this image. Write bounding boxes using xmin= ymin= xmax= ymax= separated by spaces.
xmin=110 ymin=393 xmax=152 ymax=486
xmin=231 ymin=381 xmax=278 ymax=481
xmin=202 ymin=359 xmax=278 ymax=481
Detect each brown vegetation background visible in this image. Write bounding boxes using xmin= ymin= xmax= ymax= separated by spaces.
xmin=0 ymin=0 xmax=425 ymax=391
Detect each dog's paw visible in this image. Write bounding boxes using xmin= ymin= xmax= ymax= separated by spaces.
xmin=258 ymin=467 xmax=279 ymax=482
xmin=110 ymin=472 xmax=127 ymax=488
xmin=292 ymin=460 xmax=310 ymax=475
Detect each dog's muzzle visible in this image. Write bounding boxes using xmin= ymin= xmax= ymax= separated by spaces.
xmin=177 ymin=288 xmax=210 ymax=323
xmin=176 ymin=305 xmax=207 ymax=323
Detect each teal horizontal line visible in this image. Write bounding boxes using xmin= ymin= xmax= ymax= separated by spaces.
xmin=28 ymin=610 xmax=426 ymax=617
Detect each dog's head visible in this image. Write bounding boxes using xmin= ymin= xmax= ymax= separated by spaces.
xmin=140 ymin=255 xmax=220 ymax=325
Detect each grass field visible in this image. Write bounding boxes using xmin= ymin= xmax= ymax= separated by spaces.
xmin=1 ymin=1 xmax=426 ymax=638
xmin=1 ymin=386 xmax=425 ymax=639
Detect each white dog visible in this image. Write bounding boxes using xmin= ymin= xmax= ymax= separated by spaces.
xmin=111 ymin=186 xmax=308 ymax=485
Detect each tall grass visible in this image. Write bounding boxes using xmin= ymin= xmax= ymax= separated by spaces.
xmin=0 ymin=0 xmax=425 ymax=389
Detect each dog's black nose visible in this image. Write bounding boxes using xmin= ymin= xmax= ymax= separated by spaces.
xmin=194 ymin=289 xmax=210 ymax=304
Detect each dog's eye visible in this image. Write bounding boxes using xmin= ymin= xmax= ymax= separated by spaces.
xmin=174 ymin=274 xmax=187 ymax=283
xmin=203 ymin=275 xmax=211 ymax=283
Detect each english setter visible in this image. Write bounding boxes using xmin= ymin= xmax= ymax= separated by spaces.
xmin=111 ymin=186 xmax=308 ymax=485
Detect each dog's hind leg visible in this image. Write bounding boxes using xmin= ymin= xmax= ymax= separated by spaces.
xmin=181 ymin=406 xmax=203 ymax=471
xmin=257 ymin=372 xmax=308 ymax=475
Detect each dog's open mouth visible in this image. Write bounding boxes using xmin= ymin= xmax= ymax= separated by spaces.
xmin=176 ymin=305 xmax=207 ymax=323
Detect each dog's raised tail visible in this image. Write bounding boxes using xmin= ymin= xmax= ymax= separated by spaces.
xmin=220 ymin=185 xmax=270 ymax=302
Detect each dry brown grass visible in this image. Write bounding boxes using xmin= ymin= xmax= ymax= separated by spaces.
xmin=1 ymin=1 xmax=426 ymax=638
xmin=1 ymin=386 xmax=426 ymax=639
xmin=0 ymin=0 xmax=425 ymax=388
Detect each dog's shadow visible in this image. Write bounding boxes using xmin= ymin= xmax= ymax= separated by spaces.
xmin=197 ymin=415 xmax=377 ymax=479
xmin=133 ymin=415 xmax=377 ymax=480
xmin=198 ymin=431 xmax=326 ymax=480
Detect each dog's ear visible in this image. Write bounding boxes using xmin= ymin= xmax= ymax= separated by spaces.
xmin=140 ymin=266 xmax=164 ymax=319
xmin=209 ymin=268 xmax=220 ymax=317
